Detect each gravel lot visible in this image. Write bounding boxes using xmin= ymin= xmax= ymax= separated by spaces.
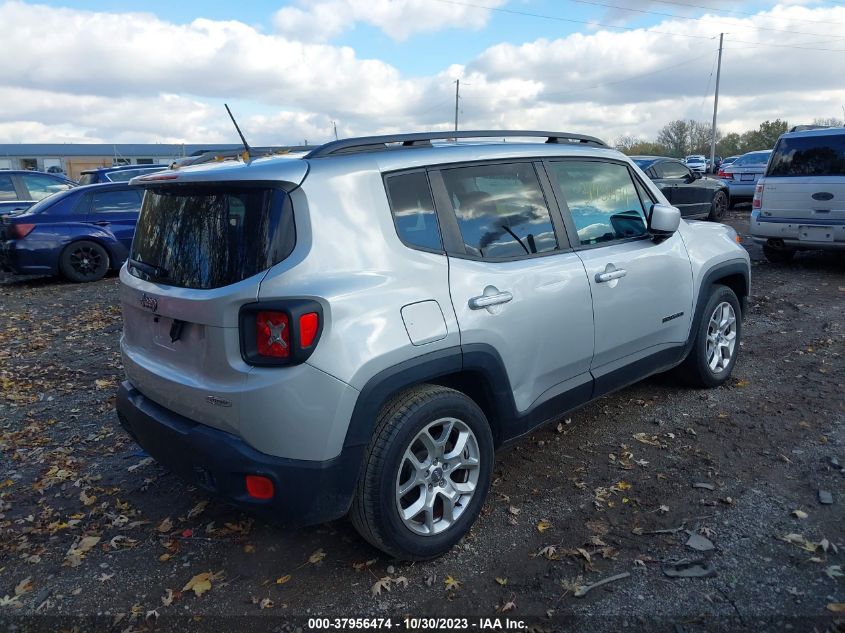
xmin=1 ymin=210 xmax=843 ymax=633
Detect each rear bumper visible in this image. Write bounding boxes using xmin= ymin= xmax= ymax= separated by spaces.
xmin=0 ymin=240 xmax=56 ymax=275
xmin=116 ymin=382 xmax=363 ymax=526
xmin=726 ymin=181 xmax=756 ymax=198
xmin=750 ymin=212 xmax=845 ymax=250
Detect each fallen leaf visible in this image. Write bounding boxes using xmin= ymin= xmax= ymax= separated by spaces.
xmin=614 ymin=480 xmax=632 ymax=491
xmin=827 ymin=603 xmax=845 ymax=613
xmin=308 ymin=548 xmax=326 ymax=564
xmin=243 ymin=544 xmax=255 ymax=554
xmin=182 ymin=572 xmax=216 ymax=598
xmin=79 ymin=490 xmax=96 ymax=506
xmin=495 ymin=577 xmax=508 ymax=586
xmin=508 ymin=506 xmax=520 ymax=516
xmin=353 ymin=559 xmax=377 ymax=572
xmin=157 ymin=518 xmax=173 ymax=533
xmin=791 ymin=509 xmax=808 ymax=519
xmin=444 ymin=575 xmax=461 ymax=590
xmin=275 ymin=575 xmax=292 ymax=585
xmin=187 ymin=501 xmax=208 ymax=520
xmin=371 ymin=577 xmax=392 ymax=596
xmin=97 ymin=573 xmax=114 ymax=583
xmin=14 ymin=578 xmax=32 ymax=597
xmin=537 ymin=520 xmax=552 ymax=533
xmin=161 ymin=589 xmax=174 ymax=607
xmin=259 ymin=598 xmax=274 ymax=610
xmin=633 ymin=432 xmax=662 ymax=447
xmin=500 ymin=598 xmax=516 ymax=613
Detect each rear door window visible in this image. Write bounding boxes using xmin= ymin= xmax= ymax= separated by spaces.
xmin=129 ymin=185 xmax=295 ymax=289
xmin=0 ymin=174 xmax=16 ymax=201
xmin=439 ymin=162 xmax=558 ymax=259
xmin=767 ymin=134 xmax=845 ymax=176
xmin=384 ymin=171 xmax=442 ymax=252
xmin=90 ymin=189 xmax=142 ymax=213
xmin=548 ymin=160 xmax=648 ymax=246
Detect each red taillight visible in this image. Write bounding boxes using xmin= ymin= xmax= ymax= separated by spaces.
xmin=718 ymin=170 xmax=732 ymax=179
xmin=245 ymin=475 xmax=274 ymax=500
xmin=10 ymin=223 xmax=35 ymax=239
xmin=752 ymin=183 xmax=764 ymax=209
xmin=256 ymin=311 xmax=290 ymax=358
xmin=299 ymin=312 xmax=319 ymax=348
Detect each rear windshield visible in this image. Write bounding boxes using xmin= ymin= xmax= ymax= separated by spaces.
xmin=733 ymin=152 xmax=771 ymax=167
xmin=106 ymin=167 xmax=166 ymax=182
xmin=767 ymin=133 xmax=845 ymax=177
xmin=128 ymin=185 xmax=295 ymax=289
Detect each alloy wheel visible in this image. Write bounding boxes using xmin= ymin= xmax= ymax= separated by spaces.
xmin=69 ymin=245 xmax=104 ymax=279
xmin=395 ymin=417 xmax=481 ymax=536
xmin=706 ymin=301 xmax=737 ymax=373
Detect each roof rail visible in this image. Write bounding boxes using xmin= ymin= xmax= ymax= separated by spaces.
xmin=303 ymin=130 xmax=607 ymax=159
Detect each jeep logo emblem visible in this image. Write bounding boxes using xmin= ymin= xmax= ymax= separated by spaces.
xmin=140 ymin=293 xmax=158 ymax=312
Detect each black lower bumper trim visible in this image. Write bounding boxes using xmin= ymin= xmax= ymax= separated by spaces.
xmin=116 ymin=382 xmax=362 ymax=527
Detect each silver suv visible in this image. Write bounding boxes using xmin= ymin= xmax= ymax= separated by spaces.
xmin=116 ymin=131 xmax=750 ymax=560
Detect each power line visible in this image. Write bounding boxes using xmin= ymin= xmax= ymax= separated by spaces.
xmin=650 ymin=0 xmax=845 ymax=26
xmin=566 ymin=0 xmax=844 ymax=38
xmin=432 ymin=0 xmax=845 ymax=51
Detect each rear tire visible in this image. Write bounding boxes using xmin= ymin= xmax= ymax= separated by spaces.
xmin=708 ymin=190 xmax=729 ymax=221
xmin=59 ymin=240 xmax=110 ymax=282
xmin=678 ymin=285 xmax=742 ymax=388
xmin=762 ymin=244 xmax=796 ymax=264
xmin=350 ymin=384 xmax=494 ymax=560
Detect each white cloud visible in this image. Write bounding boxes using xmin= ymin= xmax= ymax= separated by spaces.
xmin=273 ymin=0 xmax=506 ymax=42
xmin=0 ymin=1 xmax=844 ymax=146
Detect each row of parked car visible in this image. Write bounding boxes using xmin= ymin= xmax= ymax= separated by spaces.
xmin=2 ymin=126 xmax=843 ymax=282
xmin=0 ymin=164 xmax=168 ymax=281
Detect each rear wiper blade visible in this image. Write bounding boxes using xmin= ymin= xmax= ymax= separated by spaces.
xmin=128 ymin=258 xmax=168 ymax=279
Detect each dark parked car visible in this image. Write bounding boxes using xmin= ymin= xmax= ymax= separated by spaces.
xmin=0 ymin=183 xmax=142 ymax=282
xmin=0 ymin=170 xmax=77 ymax=216
xmin=78 ymin=164 xmax=168 ymax=185
xmin=632 ymin=156 xmax=730 ymax=221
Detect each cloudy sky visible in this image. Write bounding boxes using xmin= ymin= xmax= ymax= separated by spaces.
xmin=1 ymin=0 xmax=844 ymax=146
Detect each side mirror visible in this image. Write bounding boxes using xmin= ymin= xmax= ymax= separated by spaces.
xmin=648 ymin=203 xmax=681 ymax=240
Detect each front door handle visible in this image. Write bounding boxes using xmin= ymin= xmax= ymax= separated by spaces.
xmin=469 ymin=291 xmax=513 ymax=310
xmin=596 ymin=268 xmax=627 ymax=283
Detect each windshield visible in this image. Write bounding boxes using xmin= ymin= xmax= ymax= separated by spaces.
xmin=106 ymin=167 xmax=166 ymax=182
xmin=16 ymin=188 xmax=77 ymax=215
xmin=767 ymin=134 xmax=845 ymax=177
xmin=128 ymin=185 xmax=295 ymax=289
xmin=733 ymin=151 xmax=771 ymax=167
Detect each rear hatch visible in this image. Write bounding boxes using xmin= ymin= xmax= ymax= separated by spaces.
xmin=760 ymin=132 xmax=845 ymax=223
xmin=120 ymin=178 xmax=298 ymax=435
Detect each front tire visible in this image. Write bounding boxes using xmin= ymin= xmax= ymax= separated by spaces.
xmin=708 ymin=190 xmax=729 ymax=221
xmin=678 ymin=285 xmax=742 ymax=388
xmin=350 ymin=385 xmax=494 ymax=560
xmin=59 ymin=240 xmax=110 ymax=282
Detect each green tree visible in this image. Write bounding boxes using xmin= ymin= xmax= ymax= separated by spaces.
xmin=741 ymin=119 xmax=789 ymax=152
xmin=657 ymin=119 xmax=692 ymax=157
xmin=717 ymin=132 xmax=743 ymax=158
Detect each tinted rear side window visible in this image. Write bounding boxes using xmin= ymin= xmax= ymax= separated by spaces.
xmin=0 ymin=174 xmax=15 ymax=201
xmin=90 ymin=189 xmax=142 ymax=212
xmin=78 ymin=174 xmax=97 ymax=185
xmin=385 ymin=171 xmax=442 ymax=252
xmin=767 ymin=134 xmax=845 ymax=176
xmin=129 ymin=186 xmax=295 ymax=289
xmin=440 ymin=162 xmax=557 ymax=259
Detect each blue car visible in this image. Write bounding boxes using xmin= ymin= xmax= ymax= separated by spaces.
xmin=0 ymin=183 xmax=142 ymax=282
xmin=0 ymin=170 xmax=77 ymax=216
xmin=78 ymin=164 xmax=168 ymax=185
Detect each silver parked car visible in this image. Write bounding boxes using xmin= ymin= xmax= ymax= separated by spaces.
xmin=720 ymin=150 xmax=772 ymax=204
xmin=751 ymin=127 xmax=845 ymax=262
xmin=684 ymin=155 xmax=707 ymax=173
xmin=116 ymin=130 xmax=750 ymax=559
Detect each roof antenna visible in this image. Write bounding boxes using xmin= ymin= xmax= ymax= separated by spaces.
xmin=225 ymin=103 xmax=252 ymax=162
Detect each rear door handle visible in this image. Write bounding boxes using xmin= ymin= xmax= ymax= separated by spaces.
xmin=469 ymin=291 xmax=513 ymax=310
xmin=92 ymin=221 xmax=110 ymax=226
xmin=596 ymin=269 xmax=627 ymax=283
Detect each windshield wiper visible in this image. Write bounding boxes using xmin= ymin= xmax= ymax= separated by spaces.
xmin=128 ymin=258 xmax=168 ymax=279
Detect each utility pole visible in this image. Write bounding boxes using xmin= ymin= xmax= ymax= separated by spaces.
xmin=454 ymin=79 xmax=460 ymax=132
xmin=709 ymin=33 xmax=724 ymax=173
